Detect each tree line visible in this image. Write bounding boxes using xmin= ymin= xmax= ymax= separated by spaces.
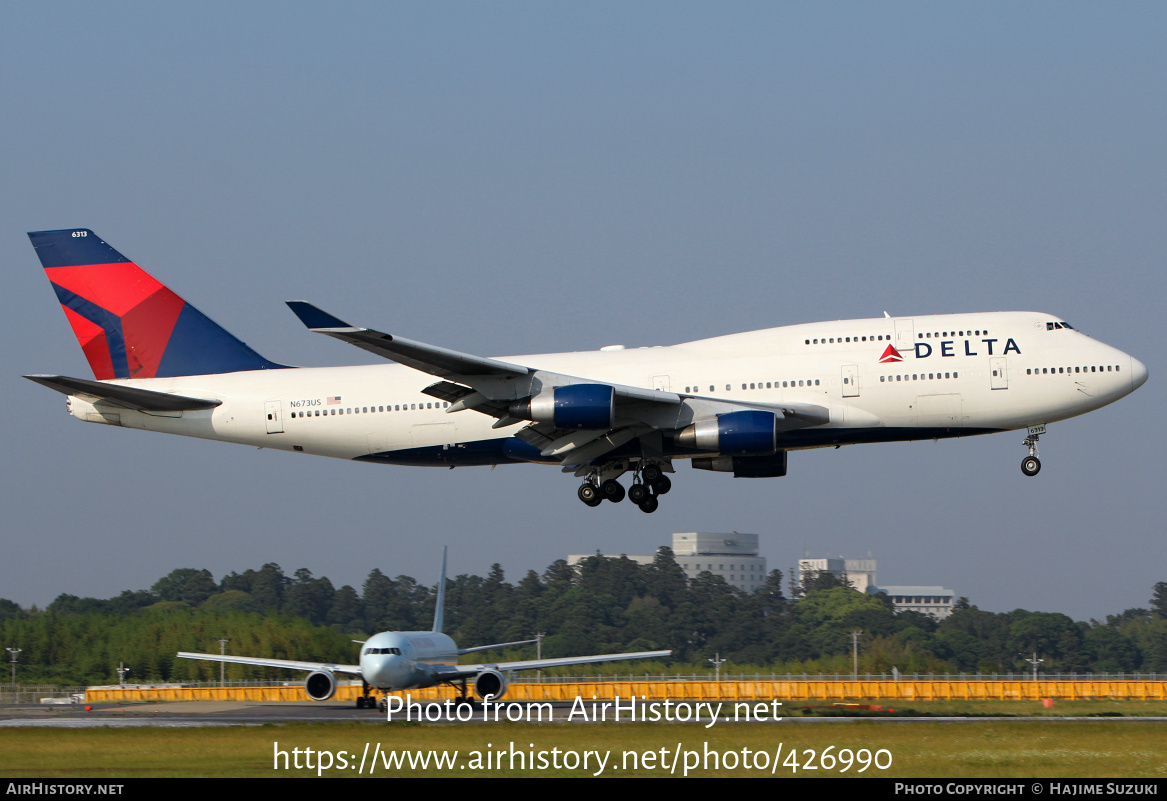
xmin=1 ymin=551 xmax=1164 ymax=685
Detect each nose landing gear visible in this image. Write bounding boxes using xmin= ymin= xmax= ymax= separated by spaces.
xmin=1021 ymin=424 xmax=1045 ymax=476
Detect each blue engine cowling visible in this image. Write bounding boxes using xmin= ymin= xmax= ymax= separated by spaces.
xmin=512 ymin=384 xmax=615 ymax=430
xmin=677 ymin=410 xmax=778 ymax=455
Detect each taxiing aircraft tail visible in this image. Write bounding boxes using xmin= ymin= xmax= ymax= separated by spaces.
xmin=432 ymin=546 xmax=447 ymax=634
xmin=29 ymin=229 xmax=286 ymax=379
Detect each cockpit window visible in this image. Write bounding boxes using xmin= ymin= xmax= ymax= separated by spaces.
xmin=1048 ymin=321 xmax=1075 ymax=330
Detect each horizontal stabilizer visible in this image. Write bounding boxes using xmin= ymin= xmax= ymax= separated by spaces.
xmin=24 ymin=374 xmax=222 ymax=412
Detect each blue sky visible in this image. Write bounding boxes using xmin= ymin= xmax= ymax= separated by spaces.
xmin=3 ymin=2 xmax=1164 ymax=622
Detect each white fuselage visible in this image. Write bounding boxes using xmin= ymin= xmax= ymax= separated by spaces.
xmin=359 ymin=630 xmax=459 ymax=692
xmin=64 ymin=311 xmax=1146 ymax=466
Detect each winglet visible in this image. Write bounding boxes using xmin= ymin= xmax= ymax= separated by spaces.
xmin=432 ymin=546 xmax=447 ymax=634
xmin=286 ymin=301 xmax=359 ymax=331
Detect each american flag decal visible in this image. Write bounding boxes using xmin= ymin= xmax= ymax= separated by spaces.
xmin=327 ymin=396 xmax=342 ymax=404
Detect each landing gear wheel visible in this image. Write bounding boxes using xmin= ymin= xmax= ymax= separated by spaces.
xmin=601 ymin=479 xmax=625 ymax=503
xmin=637 ymin=495 xmax=659 ymax=514
xmin=642 ymin=464 xmax=663 ymax=485
xmin=628 ymin=483 xmax=650 ymax=505
xmin=1021 ymin=456 xmax=1041 ymax=476
xmin=356 ymin=696 xmax=366 ymax=709
xmin=578 ymin=482 xmax=602 ymax=506
xmin=651 ymin=474 xmax=671 ymax=495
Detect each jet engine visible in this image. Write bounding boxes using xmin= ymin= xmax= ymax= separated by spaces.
xmin=510 ymin=384 xmax=615 ymax=430
xmin=473 ymin=669 xmax=509 ymax=701
xmin=677 ymin=410 xmax=778 ymax=455
xmin=305 ymin=669 xmax=338 ymax=701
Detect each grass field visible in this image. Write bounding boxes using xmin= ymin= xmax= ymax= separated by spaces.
xmin=3 ymin=713 xmax=1166 ymax=778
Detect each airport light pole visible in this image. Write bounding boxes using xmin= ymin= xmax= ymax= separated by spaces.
xmin=1023 ymin=652 xmax=1043 ymax=681
xmin=850 ymin=630 xmax=863 ymax=679
xmin=215 ymin=638 xmax=231 ymax=687
xmin=708 ymin=653 xmax=725 ymax=682
xmin=6 ymin=648 xmax=20 ymax=686
xmin=116 ymin=663 xmax=130 ymax=686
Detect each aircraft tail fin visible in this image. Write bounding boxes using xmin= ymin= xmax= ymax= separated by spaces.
xmin=28 ymin=228 xmax=286 ymax=379
xmin=432 ymin=546 xmax=447 ymax=634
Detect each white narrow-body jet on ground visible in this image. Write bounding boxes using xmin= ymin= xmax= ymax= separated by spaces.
xmin=179 ymin=551 xmax=671 ymax=708
xmin=27 ymin=229 xmax=1147 ymax=512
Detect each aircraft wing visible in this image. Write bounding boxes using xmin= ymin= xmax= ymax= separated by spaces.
xmin=457 ymin=638 xmax=537 ymax=656
xmin=286 ymin=302 xmax=830 ymax=465
xmin=176 ymin=651 xmax=361 ymax=677
xmin=286 ymin=301 xmax=682 ymax=405
xmin=25 ymin=375 xmax=222 ymax=412
xmin=285 ymin=302 xmax=530 ymax=379
xmin=432 ymin=649 xmax=672 ymax=680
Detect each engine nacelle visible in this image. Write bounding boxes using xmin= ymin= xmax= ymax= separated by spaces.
xmin=305 ymin=669 xmax=338 ymax=701
xmin=692 ymin=451 xmax=788 ymax=477
xmin=677 ymin=410 xmax=778 ymax=455
xmin=473 ymin=669 xmax=509 ymax=701
xmin=510 ymin=384 xmax=615 ymax=430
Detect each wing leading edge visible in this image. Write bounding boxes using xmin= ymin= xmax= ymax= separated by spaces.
xmin=176 ymin=652 xmax=361 ymax=677
xmin=432 ymin=649 xmax=673 ymax=682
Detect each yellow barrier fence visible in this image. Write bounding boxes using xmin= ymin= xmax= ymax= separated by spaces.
xmin=85 ymin=679 xmax=1167 ymax=704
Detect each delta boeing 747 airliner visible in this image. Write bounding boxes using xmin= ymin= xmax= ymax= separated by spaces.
xmin=26 ymin=228 xmax=1147 ymax=512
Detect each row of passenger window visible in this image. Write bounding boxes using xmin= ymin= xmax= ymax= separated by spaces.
xmin=1027 ymin=365 xmax=1119 ymax=375
xmin=919 ymin=329 xmax=989 ymax=338
xmin=880 ymin=372 xmax=959 ymax=382
xmin=805 ymin=334 xmax=890 ymax=345
xmin=682 ymin=380 xmax=822 ymax=393
xmin=291 ymin=401 xmax=450 ymax=419
xmin=805 ymin=327 xmax=995 ymax=346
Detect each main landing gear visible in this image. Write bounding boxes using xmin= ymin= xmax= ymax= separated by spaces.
xmin=1021 ymin=424 xmax=1045 ymax=476
xmin=577 ymin=461 xmax=671 ymax=513
xmin=356 ymin=681 xmax=380 ymax=710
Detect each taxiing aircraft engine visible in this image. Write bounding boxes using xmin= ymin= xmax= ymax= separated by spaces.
xmin=677 ymin=410 xmax=778 ymax=455
xmin=510 ymin=384 xmax=615 ymax=430
xmin=304 ymin=669 xmax=338 ymax=701
xmin=473 ymin=669 xmax=509 ymax=701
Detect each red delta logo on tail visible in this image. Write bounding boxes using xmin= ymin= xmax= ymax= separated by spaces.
xmin=878 ymin=344 xmax=903 ymax=363
xmin=29 ymin=229 xmax=285 ymax=380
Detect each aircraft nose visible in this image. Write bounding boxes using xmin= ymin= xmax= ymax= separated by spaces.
xmin=1130 ymin=356 xmax=1148 ymax=391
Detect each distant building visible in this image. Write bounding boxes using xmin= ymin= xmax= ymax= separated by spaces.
xmin=876 ymin=586 xmax=955 ymax=618
xmin=672 ymin=532 xmax=767 ymax=592
xmin=569 ymin=531 xmax=767 ymax=593
xmin=797 ymin=556 xmax=955 ymax=618
xmin=798 ymin=557 xmax=877 ymax=593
